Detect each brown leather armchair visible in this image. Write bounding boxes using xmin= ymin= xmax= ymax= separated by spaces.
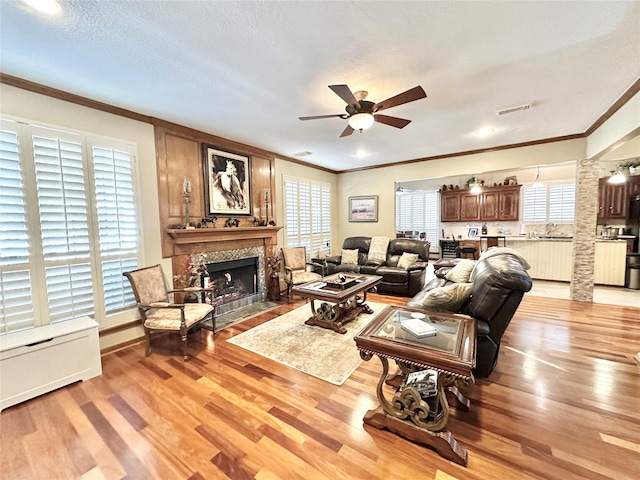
xmin=406 ymin=249 xmax=532 ymax=377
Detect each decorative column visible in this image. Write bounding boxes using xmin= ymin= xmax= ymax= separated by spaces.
xmin=570 ymin=158 xmax=599 ymax=302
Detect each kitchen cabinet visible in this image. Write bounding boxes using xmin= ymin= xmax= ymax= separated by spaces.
xmin=441 ymin=191 xmax=461 ymax=221
xmin=507 ymin=238 xmax=627 ymax=285
xmin=628 ymin=176 xmax=640 ymax=197
xmin=440 ymin=185 xmax=521 ymax=222
xmin=460 ymin=192 xmax=481 ymax=221
xmin=598 ymin=178 xmax=628 ymax=220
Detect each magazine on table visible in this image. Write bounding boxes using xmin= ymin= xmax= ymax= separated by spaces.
xmin=400 ymin=318 xmax=437 ymax=338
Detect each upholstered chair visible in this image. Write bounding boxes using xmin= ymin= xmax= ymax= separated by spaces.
xmin=123 ymin=264 xmax=216 ymax=360
xmin=281 ymin=247 xmax=323 ymax=299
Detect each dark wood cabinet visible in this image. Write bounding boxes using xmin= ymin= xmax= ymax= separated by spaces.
xmin=598 ymin=178 xmax=628 ymax=220
xmin=441 ymin=185 xmax=521 ymax=222
xmin=441 ymin=191 xmax=461 ymax=221
xmin=460 ymin=193 xmax=481 ymax=221
xmin=629 ymin=176 xmax=640 ymax=197
xmin=498 ymin=186 xmax=521 ymax=221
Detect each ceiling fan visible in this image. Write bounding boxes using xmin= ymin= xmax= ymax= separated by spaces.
xmin=299 ymin=84 xmax=427 ymax=137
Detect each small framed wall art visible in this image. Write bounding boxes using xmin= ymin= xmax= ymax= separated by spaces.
xmin=202 ymin=145 xmax=251 ymax=216
xmin=348 ymin=195 xmax=378 ymax=222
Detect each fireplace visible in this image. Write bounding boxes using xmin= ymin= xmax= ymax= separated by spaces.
xmin=203 ymin=256 xmax=258 ymax=315
xmin=197 ymin=246 xmax=266 ymax=316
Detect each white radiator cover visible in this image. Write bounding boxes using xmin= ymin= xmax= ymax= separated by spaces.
xmin=0 ymin=317 xmax=102 ymax=411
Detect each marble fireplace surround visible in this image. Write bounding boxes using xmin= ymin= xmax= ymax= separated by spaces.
xmin=166 ymin=226 xmax=281 ymax=312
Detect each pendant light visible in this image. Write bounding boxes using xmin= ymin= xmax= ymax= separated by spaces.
xmin=532 ymin=166 xmax=544 ymax=189
xmin=607 ymin=168 xmax=626 ymax=184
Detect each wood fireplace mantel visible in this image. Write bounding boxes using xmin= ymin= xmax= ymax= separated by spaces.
xmin=165 ymin=226 xmax=282 ymax=258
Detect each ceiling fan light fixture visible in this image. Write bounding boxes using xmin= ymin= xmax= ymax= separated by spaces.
xmin=348 ymin=113 xmax=375 ymax=132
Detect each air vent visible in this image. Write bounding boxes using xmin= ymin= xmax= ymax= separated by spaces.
xmin=293 ymin=151 xmax=312 ymax=157
xmin=495 ymin=103 xmax=532 ymax=116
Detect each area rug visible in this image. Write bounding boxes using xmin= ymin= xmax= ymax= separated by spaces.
xmin=227 ymin=301 xmax=388 ymax=385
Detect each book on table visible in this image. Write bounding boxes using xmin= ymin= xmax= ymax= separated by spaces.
xmin=400 ymin=318 xmax=437 ymax=338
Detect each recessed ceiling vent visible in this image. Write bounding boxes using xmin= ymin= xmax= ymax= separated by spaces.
xmin=293 ymin=151 xmax=312 ymax=157
xmin=495 ymin=103 xmax=532 ymax=116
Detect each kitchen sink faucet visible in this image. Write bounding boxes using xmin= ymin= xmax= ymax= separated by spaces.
xmin=545 ymin=222 xmax=557 ymax=236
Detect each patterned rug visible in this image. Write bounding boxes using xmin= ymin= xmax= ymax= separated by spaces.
xmin=227 ymin=301 xmax=388 ymax=385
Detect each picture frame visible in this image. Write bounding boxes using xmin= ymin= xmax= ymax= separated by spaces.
xmin=468 ymin=227 xmax=478 ymax=238
xmin=348 ymin=195 xmax=378 ymax=222
xmin=202 ymin=145 xmax=251 ymax=216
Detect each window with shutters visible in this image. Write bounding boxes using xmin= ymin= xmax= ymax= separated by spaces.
xmin=0 ymin=118 xmax=140 ymax=334
xmin=522 ymin=182 xmax=575 ymax=224
xmin=395 ymin=190 xmax=439 ymax=252
xmin=283 ymin=175 xmax=331 ymax=259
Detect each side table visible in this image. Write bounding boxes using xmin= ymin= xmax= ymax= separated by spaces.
xmin=354 ymin=305 xmax=476 ymax=466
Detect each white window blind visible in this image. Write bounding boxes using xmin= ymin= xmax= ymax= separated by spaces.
xmin=548 ymin=184 xmax=575 ymax=223
xmin=283 ymin=175 xmax=331 ymax=258
xmin=0 ymin=126 xmax=35 ymax=334
xmin=522 ymin=185 xmax=548 ymax=223
xmin=91 ymin=143 xmax=138 ymax=312
xmin=0 ymin=119 xmax=140 ymax=334
xmin=522 ymin=182 xmax=575 ymax=224
xmin=395 ymin=190 xmax=439 ymax=252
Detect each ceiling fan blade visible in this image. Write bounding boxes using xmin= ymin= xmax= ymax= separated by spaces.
xmin=299 ymin=114 xmax=345 ymax=120
xmin=329 ymin=84 xmax=361 ymax=107
xmin=340 ymin=124 xmax=354 ymax=137
xmin=374 ymin=114 xmax=412 ymax=129
xmin=374 ymin=86 xmax=426 ymax=112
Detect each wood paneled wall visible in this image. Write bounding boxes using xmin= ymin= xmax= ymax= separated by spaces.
xmin=154 ymin=121 xmax=276 ymax=259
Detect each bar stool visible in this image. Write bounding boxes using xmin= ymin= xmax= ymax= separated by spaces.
xmin=456 ymin=246 xmax=478 ymax=260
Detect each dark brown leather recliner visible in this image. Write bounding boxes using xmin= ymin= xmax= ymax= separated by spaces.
xmin=325 ymin=236 xmax=430 ymax=297
xmin=406 ymin=250 xmax=532 ymax=377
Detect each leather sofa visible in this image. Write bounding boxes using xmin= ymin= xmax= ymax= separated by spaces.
xmin=406 ymin=249 xmax=532 ymax=378
xmin=324 ymin=236 xmax=430 ymax=297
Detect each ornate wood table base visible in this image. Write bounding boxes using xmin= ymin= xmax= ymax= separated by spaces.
xmin=305 ymin=294 xmax=373 ymax=334
xmin=354 ymin=306 xmax=476 ymax=467
xmin=292 ymin=274 xmax=382 ymax=334
xmin=364 ymin=406 xmax=468 ymax=466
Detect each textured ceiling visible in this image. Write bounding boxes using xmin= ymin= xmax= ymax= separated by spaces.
xmin=1 ymin=1 xmax=639 ymax=172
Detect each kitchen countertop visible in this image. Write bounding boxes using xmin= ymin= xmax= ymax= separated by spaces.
xmin=503 ymin=236 xmax=633 ymax=242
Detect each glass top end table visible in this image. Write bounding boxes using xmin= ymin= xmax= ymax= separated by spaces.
xmin=354 ymin=305 xmax=477 ymax=466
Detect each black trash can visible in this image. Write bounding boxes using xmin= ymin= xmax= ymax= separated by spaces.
xmin=625 ymin=254 xmax=640 ymax=290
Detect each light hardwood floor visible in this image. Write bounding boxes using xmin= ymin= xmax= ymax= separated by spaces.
xmin=1 ymin=293 xmax=639 ymax=480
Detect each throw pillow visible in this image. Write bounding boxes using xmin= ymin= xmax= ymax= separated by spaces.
xmin=418 ymin=283 xmax=473 ymax=312
xmin=368 ymin=236 xmax=390 ymax=264
xmin=445 ymin=259 xmax=476 ymax=283
xmin=397 ymin=252 xmax=419 ymax=269
xmin=341 ymin=248 xmax=359 ymax=265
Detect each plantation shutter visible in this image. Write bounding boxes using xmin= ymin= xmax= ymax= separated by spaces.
xmin=32 ymin=127 xmax=94 ymax=323
xmin=1 ymin=117 xmax=141 ymax=333
xmin=522 ymin=182 xmax=575 ymax=223
xmin=90 ymin=143 xmax=138 ymax=312
xmin=0 ymin=124 xmax=35 ymax=334
xmin=522 ymin=185 xmax=548 ymax=223
xmin=395 ymin=190 xmax=438 ymax=252
xmin=283 ymin=175 xmax=331 ymax=259
xmin=548 ymin=184 xmax=575 ymax=223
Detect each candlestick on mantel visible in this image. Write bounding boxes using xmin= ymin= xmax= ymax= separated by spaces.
xmin=183 ymin=178 xmax=191 ymax=195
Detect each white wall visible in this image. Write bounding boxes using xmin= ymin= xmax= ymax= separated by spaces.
xmin=0 ymin=84 xmax=161 ymax=349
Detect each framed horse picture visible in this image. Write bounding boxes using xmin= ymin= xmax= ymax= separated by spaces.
xmin=202 ymin=145 xmax=251 ymax=216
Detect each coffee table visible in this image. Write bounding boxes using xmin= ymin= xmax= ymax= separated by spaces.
xmin=354 ymin=305 xmax=476 ymax=466
xmin=292 ymin=273 xmax=381 ymax=334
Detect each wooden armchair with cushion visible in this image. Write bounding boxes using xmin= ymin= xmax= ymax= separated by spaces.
xmin=281 ymin=247 xmax=323 ymax=299
xmin=123 ymin=264 xmax=216 ymax=360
